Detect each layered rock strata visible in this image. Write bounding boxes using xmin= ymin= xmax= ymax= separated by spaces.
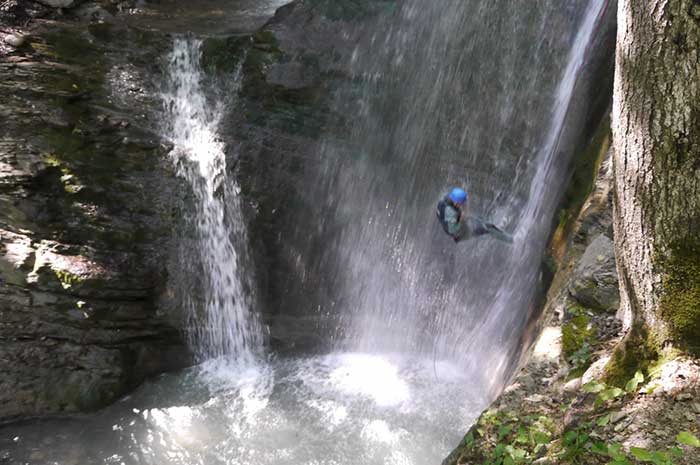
xmin=0 ymin=6 xmax=188 ymax=420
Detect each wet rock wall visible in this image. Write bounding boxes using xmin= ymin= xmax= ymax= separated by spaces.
xmin=0 ymin=6 xmax=189 ymax=420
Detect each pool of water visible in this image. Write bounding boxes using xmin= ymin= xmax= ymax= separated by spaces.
xmin=0 ymin=353 xmax=483 ymax=465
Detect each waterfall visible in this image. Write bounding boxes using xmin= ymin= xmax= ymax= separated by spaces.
xmin=0 ymin=3 xmax=618 ymax=465
xmin=453 ymin=0 xmax=610 ymax=391
xmin=295 ymin=0 xmax=610 ymax=396
xmin=519 ymin=0 xmax=609 ymax=228
xmin=162 ymin=38 xmax=261 ymax=363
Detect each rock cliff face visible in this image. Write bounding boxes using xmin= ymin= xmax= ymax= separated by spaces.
xmin=0 ymin=0 xmax=387 ymax=419
xmin=0 ymin=4 xmax=189 ymax=420
xmin=215 ymin=0 xmax=390 ymax=352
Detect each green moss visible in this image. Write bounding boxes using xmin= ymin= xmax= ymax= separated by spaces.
xmin=604 ymin=324 xmax=657 ymax=387
xmin=54 ymin=269 xmax=84 ymax=289
xmin=562 ymin=313 xmax=593 ymax=356
xmin=201 ymin=35 xmax=251 ymax=74
xmin=561 ymin=307 xmax=597 ymax=377
xmin=647 ymin=348 xmax=682 ymax=379
xmin=43 ymin=153 xmax=84 ymax=194
xmin=657 ymin=237 xmax=700 ymax=353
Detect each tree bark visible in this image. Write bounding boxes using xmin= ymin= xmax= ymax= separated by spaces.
xmin=612 ymin=0 xmax=700 ymax=349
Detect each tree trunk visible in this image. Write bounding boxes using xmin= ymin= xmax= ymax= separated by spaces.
xmin=612 ymin=0 xmax=700 ymax=351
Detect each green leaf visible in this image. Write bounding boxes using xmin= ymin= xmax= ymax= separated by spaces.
xmin=582 ymin=381 xmax=606 ymax=393
xmin=463 ymin=432 xmax=474 ymax=446
xmin=503 ymin=456 xmax=514 ymax=465
xmin=578 ymin=433 xmax=590 ymax=445
xmin=676 ymin=431 xmax=700 ymax=447
xmin=598 ymin=387 xmax=625 ymax=402
xmin=625 ymin=370 xmax=645 ymax=393
xmin=591 ymin=441 xmax=609 ymax=455
xmin=494 ymin=443 xmax=505 ymax=458
xmin=597 ymin=414 xmax=612 ymax=427
xmin=608 ymin=460 xmax=633 ymax=465
xmin=630 ymin=447 xmax=653 ymax=461
xmin=643 ymin=383 xmax=661 ymax=394
xmin=511 ymin=448 xmax=527 ymax=460
xmin=564 ymin=431 xmax=579 ymax=445
xmin=607 ymin=443 xmax=626 ymax=460
xmin=498 ymin=424 xmax=513 ymax=440
xmin=669 ymin=446 xmax=683 ymax=457
xmin=649 ymin=450 xmax=669 ymax=465
xmin=533 ymin=431 xmax=551 ymax=445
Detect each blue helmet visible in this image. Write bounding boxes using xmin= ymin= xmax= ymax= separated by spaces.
xmin=449 ymin=187 xmax=467 ymax=204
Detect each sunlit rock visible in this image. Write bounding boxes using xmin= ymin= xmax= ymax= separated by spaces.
xmin=3 ymin=33 xmax=25 ymax=48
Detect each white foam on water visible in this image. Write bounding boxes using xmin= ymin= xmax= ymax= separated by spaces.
xmin=327 ymin=353 xmax=411 ymax=407
xmin=306 ymin=399 xmax=349 ymax=428
xmin=361 ymin=419 xmax=401 ymax=444
xmin=2 ymin=352 xmax=479 ymax=465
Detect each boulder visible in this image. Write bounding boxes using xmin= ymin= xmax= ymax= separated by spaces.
xmin=569 ymin=234 xmax=619 ymax=311
xmin=563 ymin=377 xmax=583 ymax=392
xmin=582 ymin=355 xmax=611 ymax=385
xmin=3 ymin=33 xmax=26 ymax=48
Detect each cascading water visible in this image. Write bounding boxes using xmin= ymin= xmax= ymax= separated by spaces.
xmin=162 ymin=37 xmax=261 ymax=363
xmin=456 ymin=0 xmax=610 ymax=390
xmin=302 ymin=0 xmax=609 ymax=396
xmin=0 ymin=2 xmax=613 ymax=465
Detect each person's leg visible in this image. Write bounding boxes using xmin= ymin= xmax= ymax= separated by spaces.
xmin=483 ymin=222 xmax=514 ymax=243
xmin=463 ymin=216 xmax=490 ymax=238
xmin=463 ymin=217 xmax=513 ymax=243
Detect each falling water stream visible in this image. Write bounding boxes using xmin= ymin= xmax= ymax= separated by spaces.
xmin=164 ymin=37 xmax=262 ymax=363
xmin=307 ymin=0 xmax=609 ymax=395
xmin=0 ymin=1 xmax=610 ymax=464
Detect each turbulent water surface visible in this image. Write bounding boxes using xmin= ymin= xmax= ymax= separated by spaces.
xmin=0 ymin=0 xmax=610 ymax=464
xmin=1 ymin=355 xmax=479 ymax=465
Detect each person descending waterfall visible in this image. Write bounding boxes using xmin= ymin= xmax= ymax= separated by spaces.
xmin=436 ymin=187 xmax=513 ymax=243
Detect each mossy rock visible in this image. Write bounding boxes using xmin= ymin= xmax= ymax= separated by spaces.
xmin=604 ymin=324 xmax=657 ymax=387
xmin=560 ymin=306 xmax=600 ymax=377
xmin=201 ymin=35 xmax=251 ymax=74
xmin=561 ymin=308 xmax=595 ymax=356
